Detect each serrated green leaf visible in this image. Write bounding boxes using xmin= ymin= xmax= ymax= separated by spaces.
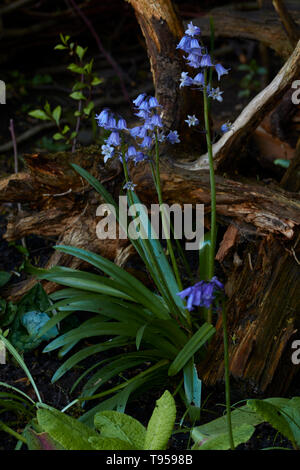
xmin=94 ymin=410 xmax=146 ymax=449
xmin=25 ymin=428 xmax=65 ymax=450
xmin=70 ymin=91 xmax=86 ymax=100
xmin=192 ymin=405 xmax=262 ymax=450
xmin=68 ymin=63 xmax=84 ymax=74
xmin=52 ymin=106 xmax=62 ymax=126
xmin=89 ymin=436 xmax=135 ymax=450
xmin=53 ymin=133 xmax=64 ymax=141
xmin=83 ymin=101 xmax=94 ymax=116
xmin=76 ymin=45 xmax=86 ymax=61
xmin=72 ymin=81 xmax=88 ymax=91
xmin=144 ymin=390 xmax=176 ymax=450
xmin=247 ymin=399 xmax=295 ymax=445
xmin=193 ymin=423 xmax=255 ymax=450
xmin=37 ymin=408 xmax=98 ymax=450
xmin=62 ymin=125 xmax=70 ymax=135
xmin=28 ymin=109 xmax=51 ymax=121
xmin=91 ymin=77 xmax=103 ymax=86
xmin=54 ymin=44 xmax=67 ymax=50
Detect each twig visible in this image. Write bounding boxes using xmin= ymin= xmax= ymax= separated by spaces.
xmin=68 ymin=0 xmax=130 ymax=104
xmin=0 ymin=0 xmax=35 ymax=15
xmin=8 ymin=119 xmax=18 ymax=174
xmin=0 ymin=121 xmax=62 ymax=153
xmin=272 ymin=0 xmax=300 ymax=48
xmin=8 ymin=119 xmax=26 ymax=247
xmin=72 ymin=73 xmax=84 ymax=153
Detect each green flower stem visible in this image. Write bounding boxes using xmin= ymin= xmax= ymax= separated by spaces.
xmin=121 ymin=152 xmax=189 ymax=327
xmin=203 ymin=70 xmax=217 ymax=324
xmin=150 ymin=157 xmax=192 ymax=281
xmin=0 ymin=420 xmax=27 ymax=444
xmin=221 ymin=299 xmax=235 ymax=450
xmin=154 ymin=133 xmax=183 ymax=293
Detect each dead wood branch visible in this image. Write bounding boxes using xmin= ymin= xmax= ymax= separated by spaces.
xmin=192 ymin=2 xmax=300 ymax=58
xmin=177 ymin=39 xmax=300 ymax=172
xmin=272 ymin=0 xmax=300 ymax=48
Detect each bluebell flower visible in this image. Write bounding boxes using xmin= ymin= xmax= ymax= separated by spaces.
xmin=200 ymin=54 xmax=213 ymax=67
xmin=150 ymin=114 xmax=163 ymax=128
xmin=190 ymin=38 xmax=201 ymax=49
xmin=140 ymin=136 xmax=153 ymax=149
xmin=106 ymin=116 xmax=117 ymax=130
xmin=134 ymin=152 xmax=148 ymax=164
xmin=167 ymin=130 xmax=180 ymax=144
xmin=130 ymin=126 xmax=141 ymax=138
xmin=157 ymin=131 xmax=166 ymax=143
xmin=137 ymin=126 xmax=147 ymax=138
xmin=185 ymin=21 xmax=201 ymax=37
xmin=135 ymin=109 xmax=150 ymax=120
xmin=126 ymin=145 xmax=137 ymax=157
xmin=177 ymin=276 xmax=224 ymax=311
xmin=179 ymin=72 xmax=193 ymax=88
xmin=193 ymin=72 xmax=205 ymax=86
xmin=215 ymin=63 xmax=230 ymax=81
xmin=95 ymin=109 xmax=110 ymax=127
xmin=148 ymin=96 xmax=160 ymax=108
xmin=133 ymin=93 xmax=146 ymax=107
xmin=117 ymin=118 xmax=127 ymax=130
xmin=139 ymin=99 xmax=151 ymax=111
xmin=221 ymin=121 xmax=233 ymax=133
xmin=185 ymin=115 xmax=199 ymax=127
xmin=208 ymin=87 xmax=223 ymax=102
xmin=107 ymin=131 xmax=120 ymax=146
xmin=176 ymin=35 xmax=193 ymax=52
xmin=123 ymin=181 xmax=137 ymax=191
xmin=186 ymin=53 xmax=202 ymax=69
xmin=101 ymin=143 xmax=114 ymax=163
xmin=143 ymin=120 xmax=155 ymax=131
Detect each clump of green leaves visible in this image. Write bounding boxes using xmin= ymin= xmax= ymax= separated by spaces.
xmin=0 ymin=284 xmax=58 ymax=352
xmin=28 ymin=34 xmax=103 ymax=150
xmin=26 ymin=390 xmax=176 ymax=450
xmin=191 ymin=397 xmax=300 ymax=450
xmin=238 ymin=59 xmax=267 ymax=98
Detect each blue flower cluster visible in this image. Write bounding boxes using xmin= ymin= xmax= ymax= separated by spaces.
xmin=95 ymin=94 xmax=180 ymax=168
xmin=177 ymin=21 xmax=229 ymax=96
xmin=177 ymin=21 xmax=231 ymax=131
xmin=177 ymin=276 xmax=224 ymax=311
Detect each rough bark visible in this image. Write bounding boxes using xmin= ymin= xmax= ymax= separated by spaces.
xmin=197 ymin=232 xmax=300 ymax=395
xmin=126 ymin=0 xmax=205 ymax=151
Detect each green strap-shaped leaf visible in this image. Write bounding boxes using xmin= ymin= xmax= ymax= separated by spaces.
xmin=54 ymin=245 xmax=169 ymax=319
xmin=144 ymin=390 xmax=176 ymax=450
xmin=168 ymin=323 xmax=215 ymax=376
